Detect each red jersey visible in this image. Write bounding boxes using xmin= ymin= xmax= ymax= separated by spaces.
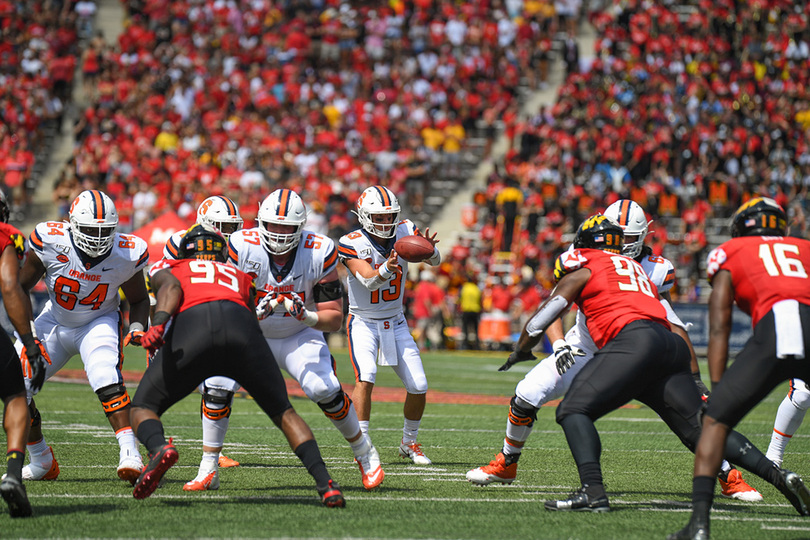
xmin=149 ymin=259 xmax=254 ymax=314
xmin=554 ymin=248 xmax=669 ymax=348
xmin=706 ymin=236 xmax=810 ymax=327
xmin=0 ymin=222 xmax=26 ymax=265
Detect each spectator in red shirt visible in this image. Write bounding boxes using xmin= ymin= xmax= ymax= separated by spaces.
xmin=411 ymin=269 xmax=447 ymax=350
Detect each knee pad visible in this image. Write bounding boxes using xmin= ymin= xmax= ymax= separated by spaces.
xmin=96 ymin=384 xmax=131 ymax=416
xmin=509 ymin=396 xmax=538 ymax=428
xmin=790 ymin=381 xmax=810 ymax=410
xmin=318 ymin=391 xmax=352 ymax=421
xmin=201 ymin=385 xmax=234 ymax=420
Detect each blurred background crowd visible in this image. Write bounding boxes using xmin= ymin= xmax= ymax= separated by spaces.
xmin=3 ymin=0 xmax=810 ymax=350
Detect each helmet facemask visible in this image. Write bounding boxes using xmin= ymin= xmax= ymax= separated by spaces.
xmin=69 ymin=190 xmax=119 ymax=258
xmin=355 ymin=186 xmax=401 ymax=239
xmin=256 ymin=189 xmax=307 ymax=255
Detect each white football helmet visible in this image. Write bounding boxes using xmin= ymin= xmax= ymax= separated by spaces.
xmin=256 ymin=188 xmax=307 ymax=254
xmin=603 ymin=199 xmax=650 ymax=259
xmin=69 ymin=189 xmax=119 ymax=258
xmin=197 ymin=195 xmax=243 ymax=240
xmin=355 ymin=186 xmax=400 ymax=239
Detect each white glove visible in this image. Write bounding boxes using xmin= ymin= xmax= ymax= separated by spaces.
xmin=284 ymin=292 xmax=319 ymax=327
xmin=552 ymin=339 xmax=586 ymax=376
xmin=256 ymin=292 xmax=281 ymax=320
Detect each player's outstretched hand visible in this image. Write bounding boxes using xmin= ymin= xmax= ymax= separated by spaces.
xmin=256 ymin=292 xmax=280 ymax=320
xmin=123 ymin=329 xmax=144 ymax=347
xmin=284 ymin=292 xmax=318 ymax=327
xmin=499 ymin=349 xmax=537 ymax=371
xmin=22 ymin=338 xmax=50 ymax=393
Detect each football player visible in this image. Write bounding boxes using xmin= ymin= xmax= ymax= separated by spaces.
xmin=670 ymin=198 xmax=810 ymax=540
xmin=160 ymin=195 xmax=244 ymax=489
xmin=468 ymin=200 xmax=762 ymax=502
xmin=130 ymin=224 xmax=344 ymax=507
xmin=0 ymin=191 xmax=49 ymax=517
xmin=18 ymin=190 xmax=150 ymax=484
xmin=492 ymin=214 xmax=808 ymax=515
xmin=229 ymin=188 xmax=384 ymax=490
xmin=338 ymin=186 xmax=441 ymax=465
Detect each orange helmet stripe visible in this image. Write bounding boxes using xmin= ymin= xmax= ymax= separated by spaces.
xmin=374 ymin=186 xmax=391 ymax=207
xmin=91 ymin=190 xmax=104 ymax=219
xmin=218 ymin=196 xmax=237 ymax=216
xmin=277 ymin=189 xmax=290 ymax=217
xmin=618 ymin=199 xmax=631 ymax=226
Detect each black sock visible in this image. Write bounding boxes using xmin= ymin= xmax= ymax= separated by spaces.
xmin=691 ymin=475 xmax=715 ymax=523
xmin=136 ymin=419 xmax=167 ymax=455
xmin=578 ymin=461 xmax=605 ymax=495
xmin=5 ymin=449 xmax=24 ymax=481
xmin=293 ymin=439 xmax=331 ymax=490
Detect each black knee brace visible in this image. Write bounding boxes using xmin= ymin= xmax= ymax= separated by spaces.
xmin=96 ymin=383 xmax=131 ymax=417
xmin=318 ymin=391 xmax=352 ymax=421
xmin=201 ymin=385 xmax=234 ymax=420
xmin=509 ymin=396 xmax=538 ymax=428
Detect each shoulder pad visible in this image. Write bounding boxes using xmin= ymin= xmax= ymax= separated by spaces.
xmin=554 ymin=249 xmax=588 ymax=282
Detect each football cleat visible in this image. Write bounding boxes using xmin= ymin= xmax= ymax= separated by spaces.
xmin=218 ymin=454 xmax=240 ymax=468
xmin=22 ymin=446 xmax=59 ymax=481
xmin=399 ymin=441 xmax=432 ymax=465
xmin=356 ymin=445 xmax=384 ymax=490
xmin=666 ymin=520 xmax=710 ymax=540
xmin=466 ymin=453 xmax=517 ymax=485
xmin=0 ymin=476 xmax=32 ymax=518
xmin=117 ymin=453 xmax=145 ymax=486
xmin=133 ymin=440 xmax=178 ymax=500
xmin=183 ymin=469 xmax=219 ymax=491
xmin=719 ymin=468 xmax=762 ymax=502
xmin=776 ymin=468 xmax=810 ymax=516
xmin=544 ymin=486 xmax=610 ymax=513
xmin=318 ymin=479 xmax=346 ymax=508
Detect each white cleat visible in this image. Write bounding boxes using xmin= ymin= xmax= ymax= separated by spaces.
xmin=117 ymin=453 xmax=145 ymax=486
xmin=399 ymin=441 xmax=432 ymax=465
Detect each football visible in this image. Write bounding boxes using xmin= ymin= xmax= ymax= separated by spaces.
xmin=394 ymin=235 xmax=434 ymax=263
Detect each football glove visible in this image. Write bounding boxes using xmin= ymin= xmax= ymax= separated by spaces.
xmin=693 ymin=371 xmax=710 ymax=401
xmin=499 ymin=349 xmax=537 ymax=372
xmin=142 ymin=323 xmax=167 ymax=354
xmin=284 ymin=292 xmax=318 ymax=327
xmin=123 ymin=329 xmax=145 ymax=347
xmin=552 ymin=340 xmax=586 ymax=376
xmin=256 ymin=292 xmax=281 ymax=320
xmin=20 ymin=336 xmax=50 ymax=394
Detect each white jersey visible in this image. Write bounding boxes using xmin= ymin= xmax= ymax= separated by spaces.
xmin=338 ymin=220 xmax=418 ymax=319
xmin=565 ymin=246 xmax=676 ymax=356
xmin=29 ymin=221 xmax=149 ymax=327
xmin=228 ymin=227 xmax=337 ymax=338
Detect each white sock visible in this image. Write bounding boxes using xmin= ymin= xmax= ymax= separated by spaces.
xmin=349 ymin=433 xmax=371 ymax=459
xmin=200 ymin=451 xmax=219 ymax=474
xmin=358 ymin=420 xmax=369 ymax=436
xmin=502 ymin=438 xmax=523 ymax=456
xmin=27 ymin=438 xmax=49 ymax=461
xmin=326 ymin=403 xmax=362 ymax=441
xmin=719 ymin=460 xmax=732 ymax=475
xmin=505 ymin=419 xmax=533 ymax=447
xmin=115 ymin=427 xmax=140 ymax=458
xmin=402 ymin=418 xmax=421 ymax=445
xmin=766 ymin=394 xmax=807 ymax=465
xmin=202 ymin=416 xmax=230 ymax=448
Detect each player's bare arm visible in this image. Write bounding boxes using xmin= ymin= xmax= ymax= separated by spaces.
xmin=707 ymin=269 xmax=734 ymax=390
xmin=343 ymin=250 xmax=399 ymax=291
xmin=309 ymin=269 xmax=343 ymax=333
xmin=0 ymin=243 xmax=36 ymax=337
xmin=150 ymin=269 xmax=183 ymax=319
xmin=121 ymin=271 xmax=150 ymax=330
xmin=18 ymin=250 xmax=45 ymax=293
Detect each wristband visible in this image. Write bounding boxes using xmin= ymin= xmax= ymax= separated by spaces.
xmin=19 ymin=332 xmax=37 ymax=350
xmin=552 ymin=339 xmax=567 ymax=352
xmin=378 ymin=264 xmax=395 ymax=280
xmin=302 ymin=310 xmax=319 ymax=327
xmin=151 ymin=311 xmax=172 ymax=326
xmin=129 ymin=322 xmax=144 ymax=333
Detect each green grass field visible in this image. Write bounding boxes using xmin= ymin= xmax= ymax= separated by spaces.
xmin=3 ymin=348 xmax=808 ymax=539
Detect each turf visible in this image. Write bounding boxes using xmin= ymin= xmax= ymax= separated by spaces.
xmin=2 ymin=348 xmax=808 ymax=539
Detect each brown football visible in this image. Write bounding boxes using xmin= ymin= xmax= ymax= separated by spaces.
xmin=394 ymin=235 xmax=434 ymax=263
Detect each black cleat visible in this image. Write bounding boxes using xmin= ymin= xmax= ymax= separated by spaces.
xmin=0 ymin=476 xmax=32 ymax=518
xmin=544 ymin=485 xmax=610 ymax=513
xmin=133 ymin=441 xmax=178 ymax=500
xmin=318 ymin=479 xmax=346 ymax=508
xmin=776 ymin=468 xmax=810 ymax=516
xmin=667 ymin=519 xmax=709 ymax=540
